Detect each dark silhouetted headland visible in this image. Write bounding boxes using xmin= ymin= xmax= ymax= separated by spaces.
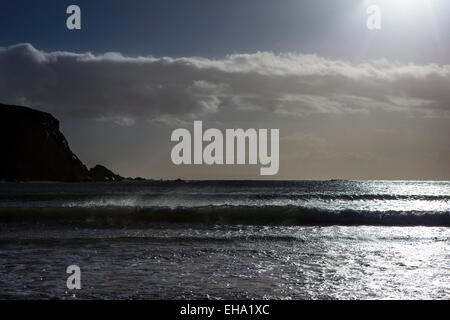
xmin=0 ymin=103 xmax=123 ymax=182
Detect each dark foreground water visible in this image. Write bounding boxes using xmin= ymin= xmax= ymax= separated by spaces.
xmin=0 ymin=180 xmax=448 ymax=299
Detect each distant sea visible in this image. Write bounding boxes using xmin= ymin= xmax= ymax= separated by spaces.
xmin=0 ymin=180 xmax=448 ymax=299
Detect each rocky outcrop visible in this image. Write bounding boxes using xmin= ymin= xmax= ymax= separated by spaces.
xmin=0 ymin=103 xmax=123 ymax=182
xmin=89 ymin=165 xmax=123 ymax=182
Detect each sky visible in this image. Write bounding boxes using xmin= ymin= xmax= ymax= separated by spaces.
xmin=1 ymin=0 xmax=449 ymax=180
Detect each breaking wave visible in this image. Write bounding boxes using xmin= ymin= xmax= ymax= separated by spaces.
xmin=0 ymin=205 xmax=448 ymax=227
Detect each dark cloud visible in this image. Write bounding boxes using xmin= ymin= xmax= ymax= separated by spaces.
xmin=0 ymin=43 xmax=449 ymax=125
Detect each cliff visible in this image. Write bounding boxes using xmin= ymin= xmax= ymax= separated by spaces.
xmin=0 ymin=103 xmax=123 ymax=182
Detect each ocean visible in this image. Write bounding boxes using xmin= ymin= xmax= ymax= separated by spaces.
xmin=0 ymin=180 xmax=448 ymax=299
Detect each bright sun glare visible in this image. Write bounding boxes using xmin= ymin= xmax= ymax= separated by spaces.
xmin=366 ymin=0 xmax=434 ymax=11
xmin=364 ymin=0 xmax=437 ymax=19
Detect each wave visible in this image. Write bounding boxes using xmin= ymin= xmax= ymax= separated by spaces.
xmin=0 ymin=205 xmax=448 ymax=227
xmin=0 ymin=193 xmax=449 ymax=202
xmin=0 ymin=235 xmax=303 ymax=244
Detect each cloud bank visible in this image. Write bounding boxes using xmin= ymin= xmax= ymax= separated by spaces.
xmin=0 ymin=43 xmax=449 ymax=124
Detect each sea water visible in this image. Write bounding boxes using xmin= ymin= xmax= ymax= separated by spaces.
xmin=0 ymin=180 xmax=448 ymax=299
